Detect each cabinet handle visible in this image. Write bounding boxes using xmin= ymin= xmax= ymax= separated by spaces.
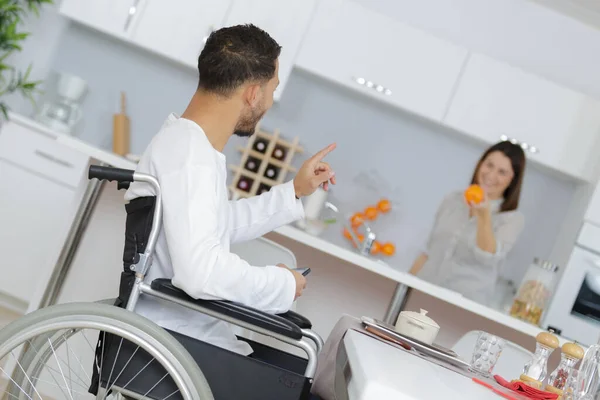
xmin=352 ymin=77 xmax=392 ymax=96
xmin=34 ymin=149 xmax=74 ymax=169
xmin=124 ymin=0 xmax=142 ymax=32
xmin=499 ymin=135 xmax=539 ymax=154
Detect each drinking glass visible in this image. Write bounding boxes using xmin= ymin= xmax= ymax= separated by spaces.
xmin=469 ymin=331 xmax=506 ymax=377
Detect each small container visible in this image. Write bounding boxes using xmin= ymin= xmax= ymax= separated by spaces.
xmin=545 ymin=342 xmax=584 ymax=396
xmin=520 ymin=331 xmax=560 ymax=388
xmin=394 ymin=308 xmax=440 ymax=345
xmin=510 ymin=258 xmax=560 ymax=326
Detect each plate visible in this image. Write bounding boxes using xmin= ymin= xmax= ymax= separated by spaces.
xmin=361 ymin=316 xmax=471 ymax=369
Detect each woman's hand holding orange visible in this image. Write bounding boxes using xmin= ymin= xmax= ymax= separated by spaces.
xmin=465 ymin=184 xmax=491 ymax=219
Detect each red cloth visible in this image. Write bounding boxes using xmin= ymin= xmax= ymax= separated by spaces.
xmin=494 ymin=375 xmax=559 ymax=400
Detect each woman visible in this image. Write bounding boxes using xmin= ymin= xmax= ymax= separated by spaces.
xmin=409 ymin=141 xmax=526 ymax=305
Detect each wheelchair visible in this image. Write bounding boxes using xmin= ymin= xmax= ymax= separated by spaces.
xmin=0 ymin=165 xmax=324 ymax=400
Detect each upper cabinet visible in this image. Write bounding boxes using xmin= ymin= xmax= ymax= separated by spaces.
xmin=59 ymin=0 xmax=134 ymax=40
xmin=444 ymin=53 xmax=600 ymax=181
xmin=222 ymin=0 xmax=318 ymax=101
xmin=295 ymin=0 xmax=469 ymax=122
xmin=129 ymin=0 xmax=232 ymax=69
xmin=59 ymin=0 xmax=317 ymax=101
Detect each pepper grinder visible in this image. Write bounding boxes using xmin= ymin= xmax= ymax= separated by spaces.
xmin=545 ymin=342 xmax=584 ymax=397
xmin=520 ymin=331 xmax=560 ymax=389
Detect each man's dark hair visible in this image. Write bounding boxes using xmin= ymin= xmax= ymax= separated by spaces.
xmin=197 ymin=24 xmax=281 ymax=96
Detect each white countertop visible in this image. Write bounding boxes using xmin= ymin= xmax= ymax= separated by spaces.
xmin=8 ymin=112 xmax=137 ymax=170
xmin=343 ymin=330 xmax=504 ymax=400
xmin=274 ymin=224 xmax=573 ymax=347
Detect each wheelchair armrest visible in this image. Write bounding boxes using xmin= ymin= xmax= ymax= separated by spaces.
xmin=277 ymin=310 xmax=312 ymax=330
xmin=150 ymin=279 xmax=303 ymax=340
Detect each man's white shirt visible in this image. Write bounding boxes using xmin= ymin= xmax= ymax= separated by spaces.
xmin=125 ymin=113 xmax=304 ymax=355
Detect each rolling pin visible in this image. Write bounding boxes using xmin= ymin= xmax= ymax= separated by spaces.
xmin=113 ymin=91 xmax=130 ymax=156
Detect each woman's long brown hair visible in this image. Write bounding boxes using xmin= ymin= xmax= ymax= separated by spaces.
xmin=470 ymin=141 xmax=526 ymax=212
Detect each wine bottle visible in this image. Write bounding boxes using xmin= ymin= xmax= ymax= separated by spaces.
xmin=264 ymin=164 xmax=281 ymax=180
xmin=272 ymin=144 xmax=288 ymax=161
xmin=244 ymin=156 xmax=261 ymax=173
xmin=236 ymin=176 xmax=254 ymax=192
xmin=258 ymin=183 xmax=271 ymax=195
xmin=252 ymin=138 xmax=269 ymax=154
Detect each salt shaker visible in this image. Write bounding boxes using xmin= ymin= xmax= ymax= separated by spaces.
xmin=520 ymin=331 xmax=560 ymax=389
xmin=545 ymin=342 xmax=584 ymax=396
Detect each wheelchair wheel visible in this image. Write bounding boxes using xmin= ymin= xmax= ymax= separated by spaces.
xmin=0 ymin=302 xmax=214 ymax=400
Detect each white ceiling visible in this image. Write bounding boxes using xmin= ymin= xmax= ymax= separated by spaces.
xmin=531 ymin=0 xmax=600 ymax=30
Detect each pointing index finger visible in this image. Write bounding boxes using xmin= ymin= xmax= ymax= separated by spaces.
xmin=310 ymin=143 xmax=337 ymax=163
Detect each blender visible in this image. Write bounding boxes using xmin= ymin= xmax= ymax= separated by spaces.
xmin=34 ymin=72 xmax=87 ymax=135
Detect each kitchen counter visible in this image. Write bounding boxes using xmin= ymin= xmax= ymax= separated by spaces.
xmin=273 ymin=224 xmax=574 ymax=347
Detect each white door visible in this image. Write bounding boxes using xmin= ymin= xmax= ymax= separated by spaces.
xmin=0 ymin=160 xmax=76 ymax=305
xmin=223 ymin=0 xmax=319 ymax=101
xmin=296 ymin=0 xmax=468 ymax=121
xmin=59 ymin=0 xmax=136 ymax=40
xmin=130 ymin=0 xmax=232 ymax=69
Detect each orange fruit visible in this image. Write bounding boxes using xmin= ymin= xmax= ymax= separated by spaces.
xmin=377 ymin=199 xmax=392 ymax=213
xmin=370 ymin=241 xmax=382 ymax=254
xmin=343 ymin=228 xmax=353 ymax=240
xmin=464 ymin=184 xmax=484 ymax=205
xmin=350 ymin=212 xmax=365 ymax=227
xmin=382 ymin=242 xmax=396 ymax=256
xmin=364 ymin=206 xmax=378 ymax=220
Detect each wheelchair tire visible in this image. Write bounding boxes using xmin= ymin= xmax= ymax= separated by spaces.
xmin=0 ymin=302 xmax=214 ymax=400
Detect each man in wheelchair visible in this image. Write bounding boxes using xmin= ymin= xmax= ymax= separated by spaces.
xmin=90 ymin=24 xmax=336 ymax=400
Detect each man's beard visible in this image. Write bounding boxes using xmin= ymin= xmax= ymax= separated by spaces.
xmin=234 ymin=108 xmax=265 ymax=137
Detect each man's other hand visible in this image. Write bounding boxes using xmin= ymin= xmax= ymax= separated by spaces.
xmin=294 ymin=143 xmax=337 ymax=198
xmin=277 ymin=263 xmax=307 ymax=300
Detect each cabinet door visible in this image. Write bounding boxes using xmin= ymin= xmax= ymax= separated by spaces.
xmin=223 ymin=0 xmax=318 ymax=101
xmin=296 ymin=0 xmax=468 ymax=121
xmin=0 ymin=160 xmax=76 ymax=305
xmin=59 ymin=0 xmax=136 ymax=40
xmin=130 ymin=0 xmax=232 ymax=69
xmin=444 ymin=53 xmax=600 ymax=181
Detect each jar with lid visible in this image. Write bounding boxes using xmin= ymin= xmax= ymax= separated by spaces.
xmin=545 ymin=342 xmax=584 ymax=396
xmin=509 ymin=258 xmax=560 ymax=326
xmin=520 ymin=331 xmax=560 ymax=388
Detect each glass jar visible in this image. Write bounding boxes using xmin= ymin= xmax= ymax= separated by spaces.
xmin=521 ymin=332 xmax=560 ymax=388
xmin=545 ymin=342 xmax=584 ymax=395
xmin=509 ymin=258 xmax=559 ymax=326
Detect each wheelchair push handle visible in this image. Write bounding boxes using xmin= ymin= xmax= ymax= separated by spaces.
xmin=89 ymin=165 xmax=135 ymax=183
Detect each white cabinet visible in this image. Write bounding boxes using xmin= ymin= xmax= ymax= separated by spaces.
xmin=59 ymin=0 xmax=317 ymax=100
xmin=295 ymin=0 xmax=468 ymax=121
xmin=0 ymin=118 xmax=88 ymax=307
xmin=130 ymin=0 xmax=232 ymax=68
xmin=444 ymin=53 xmax=600 ymax=181
xmin=223 ymin=0 xmax=318 ymax=101
xmin=59 ymin=0 xmax=135 ymax=40
xmin=585 ymin=182 xmax=600 ymax=227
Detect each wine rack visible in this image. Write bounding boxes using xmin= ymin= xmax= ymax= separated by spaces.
xmin=228 ymin=125 xmax=304 ymax=199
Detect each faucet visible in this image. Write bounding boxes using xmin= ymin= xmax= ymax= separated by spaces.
xmin=325 ymin=201 xmax=376 ymax=256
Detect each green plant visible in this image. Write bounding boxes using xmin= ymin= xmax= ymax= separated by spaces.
xmin=0 ymin=0 xmax=53 ymax=119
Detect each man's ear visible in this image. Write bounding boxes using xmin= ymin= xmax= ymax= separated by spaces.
xmin=243 ymin=83 xmax=262 ymax=107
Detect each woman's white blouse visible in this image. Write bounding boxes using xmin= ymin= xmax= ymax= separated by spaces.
xmin=417 ymin=191 xmax=525 ymax=305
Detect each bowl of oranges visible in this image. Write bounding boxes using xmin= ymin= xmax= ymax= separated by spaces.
xmin=343 ymin=198 xmax=396 ymax=257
